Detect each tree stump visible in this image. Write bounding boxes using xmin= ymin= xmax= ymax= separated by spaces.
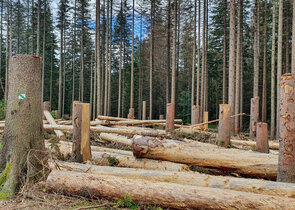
xmin=128 ymin=108 xmax=135 ymax=119
xmin=0 ymin=55 xmax=46 ymax=197
xmin=42 ymin=101 xmax=51 ymax=120
xmin=204 ymin=111 xmax=209 ymax=131
xmin=191 ymin=105 xmax=200 ymax=125
xmin=218 ymin=104 xmax=231 ymax=147
xmin=142 ymin=101 xmax=146 ymax=120
xmin=72 ymin=103 xmax=92 ymax=163
xmin=277 ymin=73 xmax=295 ymax=183
xmin=249 ymin=97 xmax=259 ymax=139
xmin=256 ymin=122 xmax=269 ymax=153
xmin=166 ymin=103 xmax=175 ymax=132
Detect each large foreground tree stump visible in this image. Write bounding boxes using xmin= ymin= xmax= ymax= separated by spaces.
xmin=166 ymin=103 xmax=175 ymax=132
xmin=256 ymin=122 xmax=269 ymax=153
xmin=0 ymin=55 xmax=46 ymax=197
xmin=218 ymin=104 xmax=231 ymax=147
xmin=277 ymin=73 xmax=295 ymax=183
xmin=72 ymin=103 xmax=91 ymax=162
xmin=249 ymin=96 xmax=259 ymax=139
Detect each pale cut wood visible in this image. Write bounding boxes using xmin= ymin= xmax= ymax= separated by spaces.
xmin=231 ymin=139 xmax=279 ymax=150
xmin=107 ymin=119 xmax=182 ymax=126
xmin=46 ymin=170 xmax=295 ymax=209
xmin=97 ymin=115 xmax=131 ymax=121
xmin=204 ymin=111 xmax=208 ymax=130
xmin=51 ymin=160 xmax=295 ymax=198
xmin=47 ymin=141 xmax=189 ymax=172
xmin=250 ymin=97 xmax=259 ymax=139
xmin=44 ymin=110 xmax=66 ymax=141
xmin=132 ymin=136 xmax=278 ymax=179
xmin=100 ymin=133 xmax=132 ymax=146
xmin=72 ymin=103 xmax=91 ymax=162
xmin=42 ymin=124 xmax=165 ymax=137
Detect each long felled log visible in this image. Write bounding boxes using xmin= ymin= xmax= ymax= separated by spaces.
xmin=43 ymin=124 xmax=165 ymax=136
xmin=46 ymin=170 xmax=295 ymax=209
xmin=47 ymin=141 xmax=189 ymax=172
xmin=44 ymin=110 xmax=66 ymax=140
xmin=231 ymin=139 xmax=279 ymax=150
xmin=132 ymin=136 xmax=278 ymax=179
xmin=99 ymin=133 xmax=132 ymax=146
xmin=106 ymin=119 xmax=182 ymax=126
xmin=50 ymin=160 xmax=295 ymax=198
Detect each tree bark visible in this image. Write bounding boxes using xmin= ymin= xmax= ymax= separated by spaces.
xmin=262 ymin=0 xmax=267 ymax=122
xmin=0 ymin=55 xmax=46 ymax=197
xmin=130 ymin=0 xmax=135 ymax=113
xmin=191 ymin=105 xmax=199 ymax=125
xmin=256 ymin=122 xmax=269 ymax=153
xmin=52 ymin=160 xmax=295 ymax=198
xmin=292 ymin=0 xmax=295 ymax=74
xmin=149 ymin=0 xmax=154 ymax=120
xmin=222 ymin=0 xmax=227 ymax=104
xmin=249 ymin=97 xmax=259 ymax=139
xmin=107 ymin=0 xmax=112 ymax=116
xmin=171 ymin=0 xmax=177 ymax=106
xmin=271 ymin=0 xmax=276 ymax=139
xmin=191 ymin=0 xmax=196 ymax=109
xmin=132 ymin=136 xmax=278 ymax=179
xmin=218 ymin=104 xmax=231 ymax=147
xmin=58 ymin=0 xmax=64 ymax=118
xmin=46 ymin=170 xmax=295 ymax=209
xmin=253 ymin=0 xmax=260 ymax=98
xmin=196 ymin=0 xmax=201 ymax=108
xmin=166 ymin=103 xmax=175 ymax=132
xmin=36 ymin=0 xmax=41 ymax=56
xmin=104 ymin=0 xmax=109 ymax=115
xmin=41 ymin=0 xmax=46 ymax=102
xmin=166 ymin=0 xmax=171 ymax=108
xmin=96 ymin=0 xmax=101 ymax=116
xmin=277 ymin=73 xmax=295 ymax=183
xmin=277 ymin=0 xmax=283 ymax=139
xmin=142 ymin=101 xmax=146 ymax=120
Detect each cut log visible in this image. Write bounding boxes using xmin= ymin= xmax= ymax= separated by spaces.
xmin=132 ymin=136 xmax=278 ymax=179
xmin=142 ymin=101 xmax=147 ymax=120
xmin=44 ymin=110 xmax=66 ymax=141
xmin=106 ymin=119 xmax=182 ymax=126
xmin=99 ymin=133 xmax=132 ymax=146
xmin=43 ymin=124 xmax=165 ymax=136
xmin=47 ymin=141 xmax=189 ymax=172
xmin=51 ymin=160 xmax=295 ymax=198
xmin=231 ymin=139 xmax=279 ymax=150
xmin=46 ymin=170 xmax=295 ymax=209
xmin=97 ymin=115 xmax=131 ymax=121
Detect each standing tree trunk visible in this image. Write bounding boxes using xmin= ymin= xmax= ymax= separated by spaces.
xmin=276 ymin=0 xmax=283 ymax=139
xmin=253 ymin=0 xmax=260 ymax=98
xmin=228 ymin=0 xmax=236 ymax=127
xmin=72 ymin=0 xmax=77 ymax=106
xmin=96 ymin=0 xmax=101 ymax=116
xmin=262 ymin=0 xmax=267 ymax=122
xmin=200 ymin=0 xmax=206 ymax=122
xmin=191 ymin=0 xmax=196 ymax=110
xmin=0 ymin=55 xmax=46 ymax=197
xmin=118 ymin=29 xmax=122 ymax=117
xmin=107 ymin=0 xmax=113 ymax=116
xmin=0 ymin=0 xmax=4 ymax=95
xmin=129 ymin=0 xmax=135 ymax=118
xmin=235 ymin=0 xmax=242 ymax=134
xmin=166 ymin=0 xmax=171 ymax=109
xmin=36 ymin=0 xmax=41 ymax=56
xmin=292 ymin=0 xmax=295 ymax=74
xmin=104 ymin=0 xmax=109 ymax=116
xmin=58 ymin=0 xmax=64 ymax=119
xmin=149 ymin=0 xmax=154 ymax=120
xmin=41 ymin=0 xmax=46 ymax=102
xmin=196 ymin=0 xmax=201 ymax=110
xmin=222 ymin=0 xmax=227 ymax=104
xmin=80 ymin=2 xmax=85 ymax=102
xmin=271 ymin=0 xmax=276 ymax=139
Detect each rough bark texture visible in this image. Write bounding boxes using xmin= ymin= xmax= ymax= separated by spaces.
xmin=72 ymin=103 xmax=91 ymax=162
xmin=253 ymin=0 xmax=260 ymax=98
xmin=51 ymin=160 xmax=295 ymax=198
xmin=46 ymin=170 xmax=295 ymax=209
xmin=218 ymin=104 xmax=231 ymax=147
xmin=271 ymin=0 xmax=276 ymax=139
xmin=277 ymin=73 xmax=295 ymax=183
xmin=292 ymin=0 xmax=295 ymax=74
xmin=128 ymin=108 xmax=135 ymax=119
xmin=191 ymin=105 xmax=199 ymax=125
xmin=166 ymin=103 xmax=175 ymax=132
xmin=0 ymin=55 xmax=46 ymax=196
xmin=256 ymin=122 xmax=269 ymax=153
xmin=44 ymin=110 xmax=66 ymax=140
xmin=132 ymin=136 xmax=278 ymax=179
xmin=249 ymin=97 xmax=259 ymax=139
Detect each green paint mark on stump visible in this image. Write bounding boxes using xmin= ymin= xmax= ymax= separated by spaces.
xmin=18 ymin=94 xmax=26 ymax=100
